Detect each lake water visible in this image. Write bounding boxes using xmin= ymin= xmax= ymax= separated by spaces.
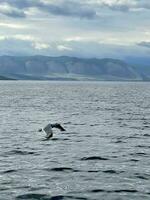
xmin=0 ymin=81 xmax=150 ymax=200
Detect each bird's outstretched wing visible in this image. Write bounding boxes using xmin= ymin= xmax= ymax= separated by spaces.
xmin=52 ymin=123 xmax=66 ymax=131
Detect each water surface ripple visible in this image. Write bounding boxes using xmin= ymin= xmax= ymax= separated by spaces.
xmin=0 ymin=81 xmax=150 ymax=200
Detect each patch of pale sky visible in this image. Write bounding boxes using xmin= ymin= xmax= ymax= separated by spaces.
xmin=0 ymin=22 xmax=26 ymax=29
xmin=57 ymin=45 xmax=73 ymax=51
xmin=32 ymin=42 xmax=50 ymax=50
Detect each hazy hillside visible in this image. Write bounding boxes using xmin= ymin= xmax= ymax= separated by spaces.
xmin=0 ymin=75 xmax=15 ymax=80
xmin=0 ymin=55 xmax=148 ymax=81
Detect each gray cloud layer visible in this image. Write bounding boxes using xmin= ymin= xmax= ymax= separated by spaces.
xmin=0 ymin=8 xmax=25 ymax=18
xmin=0 ymin=0 xmax=97 ymax=19
xmin=138 ymin=41 xmax=150 ymax=48
xmin=0 ymin=0 xmax=150 ymax=59
xmin=0 ymin=0 xmax=150 ymax=19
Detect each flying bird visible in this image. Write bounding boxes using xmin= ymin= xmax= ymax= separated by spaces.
xmin=38 ymin=123 xmax=66 ymax=139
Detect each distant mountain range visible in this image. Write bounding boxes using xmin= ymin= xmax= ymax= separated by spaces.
xmin=0 ymin=75 xmax=15 ymax=80
xmin=0 ymin=55 xmax=149 ymax=81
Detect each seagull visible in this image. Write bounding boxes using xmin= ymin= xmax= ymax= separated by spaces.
xmin=38 ymin=123 xmax=66 ymax=139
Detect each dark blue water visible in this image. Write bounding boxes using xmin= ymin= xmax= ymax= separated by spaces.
xmin=0 ymin=81 xmax=150 ymax=200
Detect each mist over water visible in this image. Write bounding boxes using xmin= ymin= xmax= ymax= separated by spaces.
xmin=0 ymin=81 xmax=150 ymax=200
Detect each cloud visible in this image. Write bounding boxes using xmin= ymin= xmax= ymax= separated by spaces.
xmin=0 ymin=0 xmax=150 ymax=59
xmin=12 ymin=34 xmax=35 ymax=41
xmin=0 ymin=34 xmax=73 ymax=56
xmin=0 ymin=33 xmax=149 ymax=59
xmin=0 ymin=0 xmax=97 ymax=19
xmin=0 ymin=36 xmax=6 ymax=41
xmin=42 ymin=1 xmax=96 ymax=19
xmin=0 ymin=3 xmax=25 ymax=18
xmin=94 ymin=0 xmax=137 ymax=12
xmin=86 ymin=0 xmax=150 ymax=12
xmin=0 ymin=37 xmax=34 ymax=55
xmin=137 ymin=41 xmax=150 ymax=48
xmin=1 ymin=0 xmax=150 ymax=20
xmin=57 ymin=45 xmax=72 ymax=51
xmin=64 ymin=36 xmax=88 ymax=42
xmin=0 ymin=22 xmax=26 ymax=29
xmin=0 ymin=34 xmax=50 ymax=51
xmin=33 ymin=42 xmax=50 ymax=50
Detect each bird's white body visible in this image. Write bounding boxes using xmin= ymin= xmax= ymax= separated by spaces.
xmin=43 ymin=123 xmax=53 ymax=138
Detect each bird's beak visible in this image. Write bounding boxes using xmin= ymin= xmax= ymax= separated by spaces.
xmin=38 ymin=129 xmax=42 ymax=132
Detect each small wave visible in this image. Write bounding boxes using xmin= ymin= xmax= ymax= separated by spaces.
xmin=130 ymin=152 xmax=147 ymax=156
xmin=135 ymin=175 xmax=149 ymax=180
xmin=16 ymin=194 xmax=88 ymax=200
xmin=72 ymin=123 xmax=86 ymax=126
xmin=127 ymin=135 xmax=140 ymax=139
xmin=87 ymin=170 xmax=100 ymax=173
xmin=113 ymin=189 xmax=138 ymax=193
xmin=102 ymin=170 xmax=123 ymax=174
xmin=134 ymin=172 xmax=150 ymax=180
xmin=16 ymin=193 xmax=50 ymax=200
xmin=136 ymin=152 xmax=147 ymax=155
xmin=135 ymin=145 xmax=145 ymax=148
xmin=62 ymin=138 xmax=70 ymax=141
xmin=65 ymin=196 xmax=88 ymax=200
xmin=75 ymin=140 xmax=84 ymax=142
xmin=135 ymin=145 xmax=150 ymax=149
xmin=143 ymin=134 xmax=150 ymax=137
xmin=144 ymin=125 xmax=150 ymax=128
xmin=63 ymin=132 xmax=77 ymax=135
xmin=90 ymin=124 xmax=100 ymax=127
xmin=129 ymin=126 xmax=144 ymax=130
xmin=16 ymin=194 xmax=64 ymax=200
xmin=114 ymin=140 xmax=126 ymax=144
xmin=85 ymin=135 xmax=93 ymax=138
xmin=45 ymin=167 xmax=79 ymax=172
xmin=8 ymin=150 xmax=36 ymax=155
xmin=51 ymin=138 xmax=70 ymax=141
xmin=2 ymin=169 xmax=17 ymax=174
xmin=128 ymin=159 xmax=139 ymax=162
xmin=89 ymin=189 xmax=138 ymax=193
xmin=71 ymin=113 xmax=80 ymax=116
xmin=81 ymin=156 xmax=109 ymax=161
xmin=105 ymin=108 xmax=119 ymax=111
xmin=64 ymin=122 xmax=72 ymax=124
xmin=90 ymin=189 xmax=105 ymax=193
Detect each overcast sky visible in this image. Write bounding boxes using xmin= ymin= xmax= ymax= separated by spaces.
xmin=0 ymin=0 xmax=150 ymax=59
